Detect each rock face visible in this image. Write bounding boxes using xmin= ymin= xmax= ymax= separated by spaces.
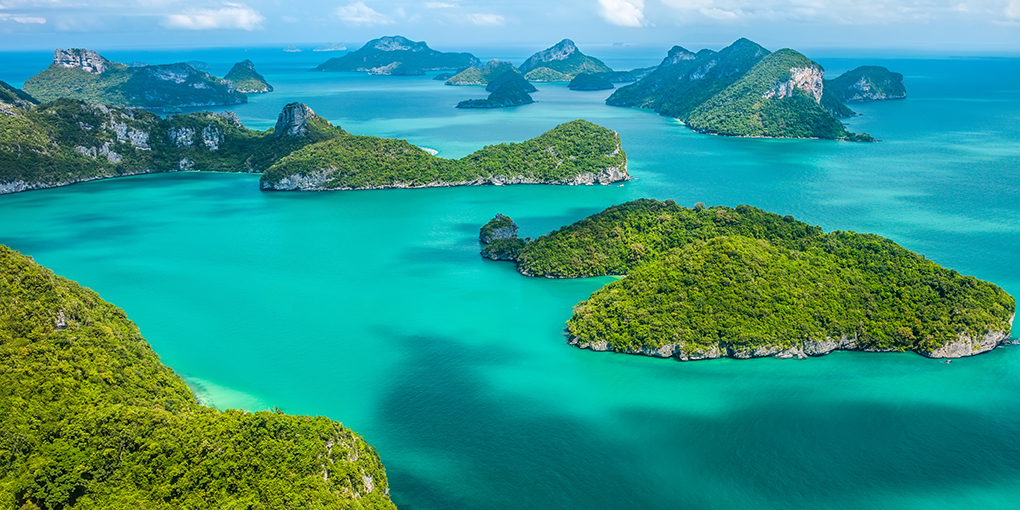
xmin=520 ymin=39 xmax=580 ymax=72
xmin=275 ymin=103 xmax=316 ymax=137
xmin=54 ymin=48 xmax=109 ymax=74
xmin=367 ymin=62 xmax=424 ymax=76
xmin=764 ymin=66 xmax=824 ymax=103
xmin=479 ymin=213 xmax=519 ymax=243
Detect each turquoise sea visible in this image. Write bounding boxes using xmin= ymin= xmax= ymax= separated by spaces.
xmin=1 ymin=47 xmax=1018 ymax=509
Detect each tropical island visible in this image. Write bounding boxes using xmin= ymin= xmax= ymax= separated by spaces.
xmin=312 ymin=36 xmax=479 ymax=74
xmin=444 ymin=59 xmax=534 ymax=89
xmin=519 ymin=39 xmax=612 ymax=81
xmin=826 ymin=66 xmax=907 ymax=103
xmin=606 ymin=39 xmax=894 ymax=140
xmin=481 ymin=199 xmax=1015 ymax=360
xmin=456 ymin=77 xmax=536 ymax=109
xmin=0 ymin=81 xmax=625 ymax=193
xmin=223 ymin=59 xmax=274 ymax=94
xmin=568 ymin=73 xmax=615 ymax=91
xmin=260 ymin=119 xmax=627 ymax=190
xmin=0 ymin=245 xmax=397 ymax=509
xmin=22 ymin=49 xmax=247 ymax=110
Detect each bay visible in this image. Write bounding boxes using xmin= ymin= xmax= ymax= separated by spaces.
xmin=0 ymin=47 xmax=1018 ymax=509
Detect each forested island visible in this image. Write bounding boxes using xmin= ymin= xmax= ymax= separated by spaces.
xmin=519 ymin=39 xmax=612 ymax=81
xmin=0 ymin=245 xmax=396 ymax=509
xmin=23 ymin=49 xmax=247 ymax=110
xmin=456 ymin=78 xmax=535 ymax=109
xmin=444 ymin=60 xmax=534 ymax=90
xmin=260 ymin=119 xmax=627 ymax=190
xmin=826 ymin=66 xmax=907 ymax=103
xmin=0 ymin=81 xmax=625 ymax=193
xmin=606 ymin=39 xmax=900 ymax=140
xmin=223 ymin=59 xmax=274 ymax=94
xmin=482 ymin=200 xmax=1015 ymax=360
xmin=312 ymin=36 xmax=479 ymax=74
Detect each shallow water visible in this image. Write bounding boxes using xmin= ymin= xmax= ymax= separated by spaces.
xmin=0 ymin=48 xmax=1018 ymax=509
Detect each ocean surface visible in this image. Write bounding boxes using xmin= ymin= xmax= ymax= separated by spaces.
xmin=1 ymin=46 xmax=1018 ymax=509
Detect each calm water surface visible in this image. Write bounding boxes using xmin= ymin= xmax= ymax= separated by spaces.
xmin=0 ymin=47 xmax=1018 ymax=509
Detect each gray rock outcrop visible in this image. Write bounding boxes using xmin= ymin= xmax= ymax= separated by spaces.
xmin=274 ymin=103 xmax=316 ymax=137
xmin=54 ymin=48 xmax=109 ymax=74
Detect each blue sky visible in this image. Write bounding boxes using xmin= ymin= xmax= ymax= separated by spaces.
xmin=1 ymin=1 xmax=1018 ymax=53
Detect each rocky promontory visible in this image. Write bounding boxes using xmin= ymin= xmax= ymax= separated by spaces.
xmin=224 ymin=59 xmax=274 ymax=93
xmin=519 ymin=39 xmax=612 ymax=81
xmin=479 ymin=214 xmax=527 ymax=260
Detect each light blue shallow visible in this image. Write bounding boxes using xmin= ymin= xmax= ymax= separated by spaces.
xmin=0 ymin=48 xmax=1018 ymax=509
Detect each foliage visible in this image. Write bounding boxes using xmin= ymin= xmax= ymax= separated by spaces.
xmin=568 ymin=73 xmax=614 ymax=91
xmin=479 ymin=213 xmax=518 ymax=243
xmin=23 ymin=59 xmax=245 ymax=110
xmin=826 ymin=66 xmax=907 ymax=103
xmin=0 ymin=245 xmax=396 ymax=509
xmin=503 ymin=199 xmax=1015 ymax=356
xmin=602 ymin=67 xmax=655 ymax=83
xmin=223 ymin=60 xmax=274 ymax=94
xmin=444 ymin=60 xmax=533 ymax=92
xmin=0 ymin=80 xmax=39 ymax=106
xmin=482 ymin=238 xmax=527 ymax=260
xmin=456 ymin=80 xmax=534 ymax=109
xmin=519 ymin=40 xmax=612 ymax=81
xmin=261 ymin=119 xmax=626 ymax=189
xmin=313 ymin=36 xmax=479 ymax=72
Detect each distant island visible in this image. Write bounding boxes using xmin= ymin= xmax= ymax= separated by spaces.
xmin=312 ymin=36 xmax=479 ymax=74
xmin=519 ymin=39 xmax=613 ymax=81
xmin=313 ymin=42 xmax=347 ymax=52
xmin=261 ymin=119 xmax=627 ymax=190
xmin=445 ymin=59 xmax=535 ymax=91
xmin=568 ymin=73 xmax=615 ymax=91
xmin=826 ymin=66 xmax=906 ymax=103
xmin=606 ymin=39 xmax=897 ymax=140
xmin=0 ymin=245 xmax=397 ymax=509
xmin=483 ymin=199 xmax=1015 ymax=360
xmin=22 ymin=49 xmax=247 ymax=110
xmin=456 ymin=75 xmax=536 ymax=109
xmin=223 ymin=59 xmax=273 ymax=94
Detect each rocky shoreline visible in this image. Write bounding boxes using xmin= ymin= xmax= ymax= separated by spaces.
xmin=261 ymin=166 xmax=628 ymax=191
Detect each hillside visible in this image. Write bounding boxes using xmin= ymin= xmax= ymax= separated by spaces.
xmin=444 ymin=59 xmax=535 ymax=92
xmin=223 ymin=59 xmax=274 ymax=93
xmin=488 ymin=199 xmax=1016 ymax=360
xmin=519 ymin=39 xmax=612 ymax=81
xmin=312 ymin=36 xmax=479 ymax=72
xmin=826 ymin=66 xmax=907 ymax=102
xmin=22 ymin=49 xmax=246 ymax=110
xmin=0 ymin=245 xmax=396 ymax=509
xmin=260 ymin=119 xmax=627 ymax=190
xmin=456 ymin=78 xmax=535 ymax=109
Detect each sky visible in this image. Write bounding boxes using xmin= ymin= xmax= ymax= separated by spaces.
xmin=0 ymin=0 xmax=1018 ymax=53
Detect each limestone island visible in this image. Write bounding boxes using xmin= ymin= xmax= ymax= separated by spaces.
xmin=312 ymin=35 xmax=479 ymax=74
xmin=223 ymin=59 xmax=274 ymax=93
xmin=481 ymin=199 xmax=1015 ymax=361
xmin=0 ymin=82 xmax=625 ymax=194
xmin=445 ymin=60 xmax=536 ymax=92
xmin=456 ymin=77 xmax=535 ymax=109
xmin=519 ymin=39 xmax=612 ymax=81
xmin=260 ymin=119 xmax=627 ymax=190
xmin=0 ymin=245 xmax=397 ymax=509
xmin=606 ymin=39 xmax=894 ymax=140
xmin=568 ymin=73 xmax=615 ymax=91
xmin=826 ymin=66 xmax=907 ymax=103
xmin=23 ymin=49 xmax=247 ymax=110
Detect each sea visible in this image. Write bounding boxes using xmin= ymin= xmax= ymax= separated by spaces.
xmin=0 ymin=45 xmax=1018 ymax=509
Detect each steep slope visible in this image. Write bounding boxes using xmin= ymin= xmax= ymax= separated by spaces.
xmin=0 ymin=245 xmax=397 ymax=509
xmin=23 ymin=49 xmax=246 ymax=109
xmin=519 ymin=39 xmax=612 ymax=81
xmin=312 ymin=36 xmax=479 ymax=72
xmin=223 ymin=59 xmax=274 ymax=93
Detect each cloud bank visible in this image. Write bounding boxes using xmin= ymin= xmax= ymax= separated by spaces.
xmin=162 ymin=3 xmax=264 ymax=31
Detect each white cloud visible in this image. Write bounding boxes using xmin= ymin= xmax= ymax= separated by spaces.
xmin=425 ymin=2 xmax=457 ymax=8
xmin=598 ymin=0 xmax=645 ymax=27
xmin=658 ymin=0 xmax=993 ymax=24
xmin=468 ymin=12 xmax=504 ymax=25
xmin=0 ymin=13 xmax=45 ymax=23
xmin=1007 ymin=0 xmax=1020 ymax=19
xmin=334 ymin=1 xmax=392 ymax=25
xmin=162 ymin=3 xmax=264 ymax=30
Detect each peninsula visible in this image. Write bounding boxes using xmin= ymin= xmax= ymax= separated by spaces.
xmin=312 ymin=36 xmax=479 ymax=74
xmin=484 ymin=199 xmax=1015 ymax=360
xmin=23 ymin=49 xmax=246 ymax=110
xmin=0 ymin=245 xmax=396 ymax=509
xmin=606 ymin=39 xmax=887 ymax=140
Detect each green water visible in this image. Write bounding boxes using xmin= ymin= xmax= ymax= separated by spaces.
xmin=0 ymin=50 xmax=1018 ymax=509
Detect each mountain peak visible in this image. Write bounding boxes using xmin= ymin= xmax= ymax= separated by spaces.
xmin=53 ymin=48 xmax=110 ymax=75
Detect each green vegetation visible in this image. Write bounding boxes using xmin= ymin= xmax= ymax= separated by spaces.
xmin=23 ymin=50 xmax=245 ymax=110
xmin=607 ymin=40 xmax=874 ymax=140
xmin=602 ymin=67 xmax=655 ymax=83
xmin=445 ymin=60 xmax=535 ymax=92
xmin=482 ymin=238 xmax=528 ymax=261
xmin=499 ymin=199 xmax=1015 ymax=357
xmin=479 ymin=213 xmax=519 ymax=243
xmin=568 ymin=73 xmax=614 ymax=91
xmin=519 ymin=39 xmax=612 ymax=81
xmin=456 ymin=80 xmax=534 ymax=109
xmin=313 ymin=36 xmax=479 ymax=72
xmin=0 ymin=80 xmax=38 ymax=106
xmin=0 ymin=98 xmax=340 ymax=193
xmin=0 ymin=245 xmax=396 ymax=509
xmin=223 ymin=59 xmax=274 ymax=93
xmin=261 ymin=119 xmax=627 ymax=190
xmin=826 ymin=66 xmax=907 ymax=103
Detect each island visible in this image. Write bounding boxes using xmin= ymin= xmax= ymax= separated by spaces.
xmin=0 ymin=245 xmax=397 ymax=509
xmin=482 ymin=199 xmax=1015 ymax=360
xmin=260 ymin=119 xmax=628 ymax=190
xmin=312 ymin=36 xmax=479 ymax=73
xmin=519 ymin=39 xmax=613 ymax=81
xmin=223 ymin=59 xmax=274 ymax=93
xmin=826 ymin=66 xmax=907 ymax=103
xmin=22 ymin=49 xmax=246 ymax=110
xmin=568 ymin=73 xmax=615 ymax=91
xmin=479 ymin=214 xmax=527 ymax=260
xmin=606 ymin=39 xmax=882 ymax=140
xmin=456 ymin=78 xmax=535 ymax=109
xmin=444 ymin=60 xmax=536 ymax=92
